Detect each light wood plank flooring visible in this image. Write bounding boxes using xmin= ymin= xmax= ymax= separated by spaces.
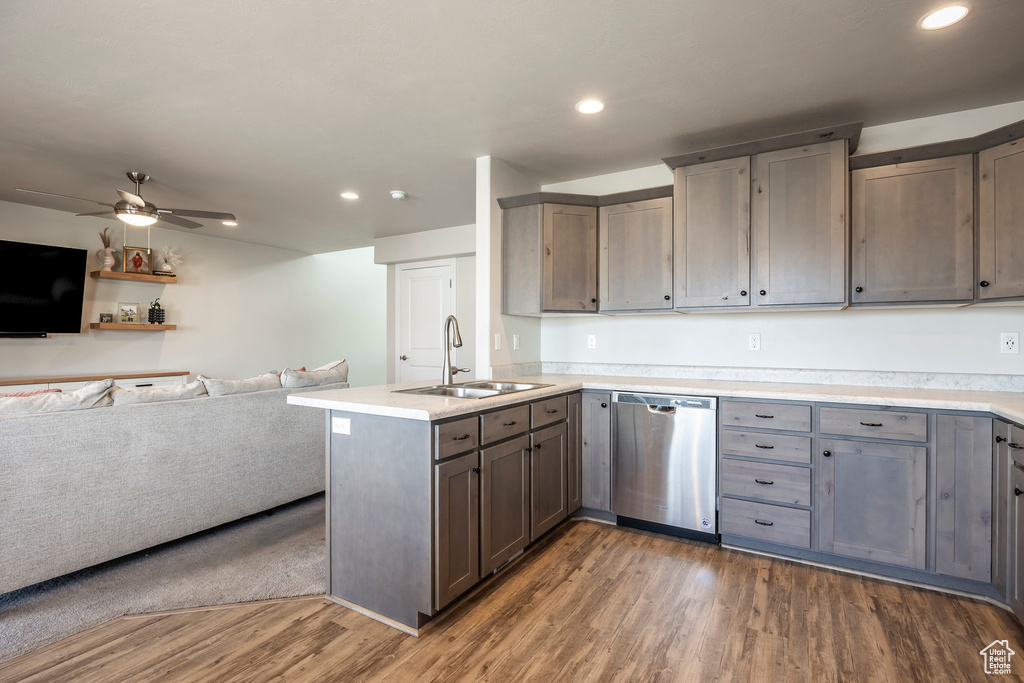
xmin=2 ymin=520 xmax=1022 ymax=682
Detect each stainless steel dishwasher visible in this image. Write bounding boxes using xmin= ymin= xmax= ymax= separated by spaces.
xmin=612 ymin=392 xmax=718 ymax=542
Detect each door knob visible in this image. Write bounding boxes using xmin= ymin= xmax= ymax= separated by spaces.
xmin=400 ymin=355 xmax=408 ymax=361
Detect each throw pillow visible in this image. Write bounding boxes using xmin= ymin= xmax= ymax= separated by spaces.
xmin=0 ymin=379 xmax=113 ymax=415
xmin=110 ymin=380 xmax=208 ymax=406
xmin=281 ymin=359 xmax=349 ymax=388
xmin=0 ymin=388 xmax=62 ymax=398
xmin=197 ymin=371 xmax=283 ymax=397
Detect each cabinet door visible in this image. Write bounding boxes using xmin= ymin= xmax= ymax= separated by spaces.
xmin=531 ymin=423 xmax=568 ymax=541
xmin=993 ymin=421 xmax=1012 ymax=600
xmin=818 ymin=438 xmax=926 ymax=570
xmin=674 ymin=157 xmax=751 ymax=308
xmin=567 ymin=393 xmax=583 ymax=513
xmin=851 ymin=156 xmax=974 ymax=303
xmin=543 ymin=204 xmax=598 ymax=311
xmin=582 ymin=392 xmax=612 ymax=512
xmin=753 ymin=140 xmax=847 ymax=306
xmin=935 ymin=416 xmax=992 ymax=581
xmin=434 ymin=452 xmax=480 ymax=610
xmin=480 ymin=436 xmax=530 ymax=575
xmin=598 ymin=198 xmax=673 ymax=310
xmin=979 ymin=139 xmax=1024 ymax=300
xmin=1011 ymin=462 xmax=1024 ymax=621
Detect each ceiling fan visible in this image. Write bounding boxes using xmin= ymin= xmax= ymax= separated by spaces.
xmin=16 ymin=171 xmax=237 ymax=229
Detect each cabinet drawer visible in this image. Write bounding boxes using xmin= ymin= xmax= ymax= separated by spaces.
xmin=480 ymin=404 xmax=530 ymax=445
xmin=720 ymin=498 xmax=810 ymax=549
xmin=721 ymin=459 xmax=810 ymax=506
xmin=721 ymin=400 xmax=811 ymax=432
xmin=819 ymin=406 xmax=927 ymax=442
xmin=532 ymin=395 xmax=568 ymax=429
xmin=720 ymin=430 xmax=811 ymax=464
xmin=434 ymin=416 xmax=479 ymax=460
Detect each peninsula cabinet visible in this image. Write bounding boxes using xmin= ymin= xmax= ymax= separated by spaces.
xmin=978 ymin=138 xmax=1024 ymax=301
xmin=752 ymin=140 xmax=848 ymax=307
xmin=435 ymin=451 xmax=480 ymax=610
xmin=673 ymin=157 xmax=751 ymax=309
xmin=502 ymin=202 xmax=598 ymax=315
xmin=479 ymin=435 xmax=530 ymax=575
xmin=581 ymin=392 xmax=613 ymax=514
xmin=851 ymin=155 xmax=974 ymax=304
xmin=598 ymin=197 xmax=674 ymax=311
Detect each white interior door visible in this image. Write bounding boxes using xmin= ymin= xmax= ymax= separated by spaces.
xmin=397 ymin=262 xmax=455 ymax=383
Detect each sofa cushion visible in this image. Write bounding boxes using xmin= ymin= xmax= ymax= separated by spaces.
xmin=0 ymin=380 xmax=113 ymax=415
xmin=111 ymin=380 xmax=208 ymax=405
xmin=281 ymin=360 xmax=349 ymax=388
xmin=197 ymin=372 xmax=282 ymax=397
xmin=0 ymin=388 xmax=62 ymax=398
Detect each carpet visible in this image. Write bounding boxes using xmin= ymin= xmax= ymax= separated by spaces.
xmin=0 ymin=493 xmax=326 ymax=665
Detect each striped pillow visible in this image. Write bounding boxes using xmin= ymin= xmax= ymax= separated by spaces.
xmin=0 ymin=388 xmax=62 ymax=398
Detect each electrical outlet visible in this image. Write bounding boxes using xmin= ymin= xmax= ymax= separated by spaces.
xmin=748 ymin=333 xmax=761 ymax=351
xmin=1002 ymin=332 xmax=1019 ymax=354
xmin=494 ymin=333 xmax=501 ymax=351
xmin=513 ymin=334 xmax=520 ymax=350
xmin=587 ymin=334 xmax=597 ymax=350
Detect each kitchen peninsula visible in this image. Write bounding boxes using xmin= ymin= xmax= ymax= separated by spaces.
xmin=289 ymin=374 xmax=1024 ymax=634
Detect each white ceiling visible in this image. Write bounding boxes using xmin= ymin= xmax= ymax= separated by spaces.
xmin=1 ymin=0 xmax=1023 ymax=254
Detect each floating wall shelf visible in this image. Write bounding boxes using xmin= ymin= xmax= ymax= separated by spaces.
xmin=89 ymin=323 xmax=177 ymax=331
xmin=90 ymin=271 xmax=177 ymax=284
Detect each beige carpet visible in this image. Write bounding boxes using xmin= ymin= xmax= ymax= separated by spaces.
xmin=0 ymin=493 xmax=326 ymax=664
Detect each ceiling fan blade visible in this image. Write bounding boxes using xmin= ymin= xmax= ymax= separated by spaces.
xmin=117 ymin=189 xmax=146 ymax=207
xmin=157 ymin=214 xmax=203 ymax=229
xmin=158 ymin=208 xmax=236 ymax=221
xmin=76 ymin=211 xmax=117 ymax=218
xmin=16 ymin=188 xmax=114 ymax=207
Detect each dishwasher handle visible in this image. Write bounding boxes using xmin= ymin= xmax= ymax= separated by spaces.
xmin=647 ymin=405 xmax=676 ymax=414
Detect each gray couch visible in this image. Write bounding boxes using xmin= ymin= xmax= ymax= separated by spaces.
xmin=0 ymin=383 xmax=345 ymax=595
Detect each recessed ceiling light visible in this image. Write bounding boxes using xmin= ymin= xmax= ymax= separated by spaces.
xmin=222 ymin=221 xmax=238 ymax=226
xmin=920 ymin=4 xmax=970 ymax=29
xmin=575 ymin=99 xmax=605 ymax=115
xmin=340 ymin=191 xmax=359 ymax=200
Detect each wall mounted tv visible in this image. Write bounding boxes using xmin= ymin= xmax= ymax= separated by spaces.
xmin=0 ymin=240 xmax=88 ymax=337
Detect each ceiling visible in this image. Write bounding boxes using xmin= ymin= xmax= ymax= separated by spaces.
xmin=1 ymin=0 xmax=1023 ymax=254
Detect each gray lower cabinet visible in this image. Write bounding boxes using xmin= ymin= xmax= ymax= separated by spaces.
xmin=434 ymin=451 xmax=480 ymax=611
xmin=567 ymin=393 xmax=583 ymax=513
xmin=673 ymin=157 xmax=751 ymax=309
xmin=581 ymin=392 xmax=612 ymax=512
xmin=935 ymin=415 xmax=993 ymax=582
xmin=979 ymin=138 xmax=1024 ymax=301
xmin=1011 ymin=462 xmax=1024 ymax=620
xmin=817 ymin=438 xmax=927 ymax=570
xmin=752 ymin=140 xmax=847 ymax=306
xmin=851 ymin=155 xmax=974 ymax=304
xmin=993 ymin=420 xmax=1013 ymax=600
xmin=480 ymin=436 xmax=530 ymax=575
xmin=531 ymin=423 xmax=568 ymax=540
xmin=598 ymin=197 xmax=673 ymax=311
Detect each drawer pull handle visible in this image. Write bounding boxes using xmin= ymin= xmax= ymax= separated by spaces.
xmin=1010 ymin=443 xmax=1024 ymax=451
xmin=135 ymin=383 xmax=153 ymax=387
xmin=503 ymin=421 xmax=517 ymax=427
xmin=754 ymin=414 xmax=774 ymax=419
xmin=754 ymin=479 xmax=774 ymax=486
xmin=754 ymin=519 xmax=774 ymax=526
xmin=754 ymin=444 xmax=774 ymax=450
xmin=453 ymin=434 xmax=471 ymax=441
xmin=860 ymin=421 xmax=883 ymax=427
xmin=546 ymin=408 xmax=559 ymax=414
xmin=1016 ymin=488 xmax=1024 ymax=497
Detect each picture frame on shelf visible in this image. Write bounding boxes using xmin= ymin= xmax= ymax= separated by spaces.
xmin=123 ymin=246 xmax=152 ymax=275
xmin=99 ymin=313 xmax=113 ymax=323
xmin=118 ymin=302 xmax=139 ymax=324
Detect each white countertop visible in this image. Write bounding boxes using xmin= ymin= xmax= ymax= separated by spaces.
xmin=287 ymin=374 xmax=1024 ymax=425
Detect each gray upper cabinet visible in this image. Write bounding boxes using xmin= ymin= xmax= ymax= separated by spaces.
xmin=480 ymin=436 xmax=530 ymax=575
xmin=502 ymin=202 xmax=597 ymax=315
xmin=753 ymin=140 xmax=848 ymax=306
xmin=817 ymin=438 xmax=927 ymax=570
xmin=434 ymin=451 xmax=480 ymax=611
xmin=934 ymin=416 xmax=992 ymax=582
xmin=673 ymin=157 xmax=751 ymax=309
xmin=599 ymin=197 xmax=673 ymax=311
xmin=979 ymin=138 xmax=1024 ymax=301
xmin=851 ymin=156 xmax=974 ymax=304
xmin=582 ymin=392 xmax=612 ymax=513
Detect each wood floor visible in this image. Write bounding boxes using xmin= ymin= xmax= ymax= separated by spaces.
xmin=2 ymin=520 xmax=1022 ymax=683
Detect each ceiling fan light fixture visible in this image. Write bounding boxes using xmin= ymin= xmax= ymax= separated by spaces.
xmin=222 ymin=220 xmax=238 ymax=226
xmin=116 ymin=206 xmax=158 ymax=226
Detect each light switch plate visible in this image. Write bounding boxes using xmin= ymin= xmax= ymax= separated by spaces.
xmin=332 ymin=417 xmax=351 ymax=435
xmin=494 ymin=333 xmax=501 ymax=351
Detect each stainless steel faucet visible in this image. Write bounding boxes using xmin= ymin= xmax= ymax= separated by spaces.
xmin=442 ymin=314 xmax=471 ymax=385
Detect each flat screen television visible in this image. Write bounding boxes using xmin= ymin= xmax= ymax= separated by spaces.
xmin=0 ymin=240 xmax=88 ymax=336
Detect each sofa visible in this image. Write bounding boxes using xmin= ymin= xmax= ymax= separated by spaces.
xmin=0 ymin=373 xmax=347 ymax=595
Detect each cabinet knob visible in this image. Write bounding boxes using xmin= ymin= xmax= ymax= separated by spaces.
xmin=591 ymin=298 xmax=597 ymax=303
xmin=740 ymin=290 xmax=748 ymax=297
xmin=980 ymin=281 xmax=990 ymax=287
xmin=1016 ymin=487 xmax=1023 ymax=497
xmin=855 ymin=286 xmax=863 ymax=293
xmin=534 ymin=443 xmax=542 ymax=450
xmin=472 ymin=467 xmax=481 ymax=474
xmin=601 ymin=402 xmax=607 ymax=408
xmin=664 ymin=295 xmax=671 ymax=301
xmin=996 ymin=435 xmax=1007 ymax=443
xmin=823 ymin=450 xmax=832 ymax=457
xmin=759 ymin=290 xmax=766 ymax=296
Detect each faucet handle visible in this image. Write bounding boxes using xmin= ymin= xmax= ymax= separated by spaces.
xmin=455 ymin=367 xmax=471 ymax=375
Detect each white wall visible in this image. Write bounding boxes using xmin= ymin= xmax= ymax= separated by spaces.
xmin=0 ymin=201 xmax=387 ymax=386
xmin=539 ymin=101 xmax=1024 ymax=378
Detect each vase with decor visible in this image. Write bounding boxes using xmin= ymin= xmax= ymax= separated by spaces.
xmin=97 ymin=228 xmax=116 ymax=271
xmin=148 ymin=298 xmax=166 ymax=325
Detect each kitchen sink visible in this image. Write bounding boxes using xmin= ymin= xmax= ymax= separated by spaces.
xmin=394 ymin=381 xmax=552 ymax=399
